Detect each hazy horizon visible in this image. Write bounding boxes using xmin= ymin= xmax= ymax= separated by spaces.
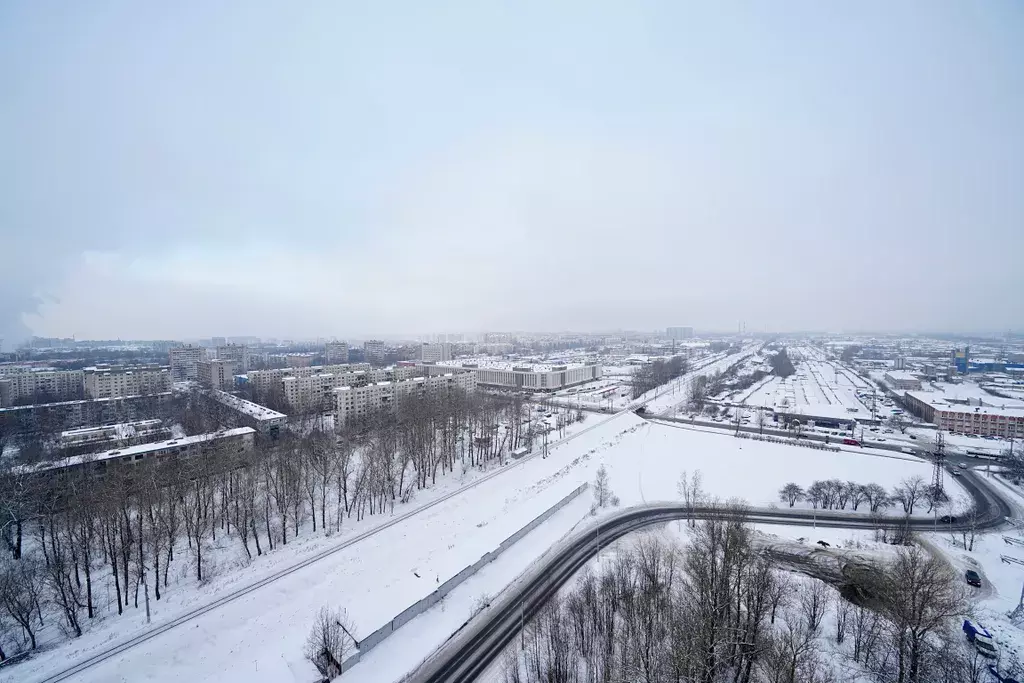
xmin=3 ymin=1 xmax=1023 ymax=349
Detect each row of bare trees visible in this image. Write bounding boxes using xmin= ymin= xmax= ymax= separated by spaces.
xmin=779 ymin=476 xmax=945 ymax=515
xmin=503 ymin=515 xmax=982 ymax=683
xmin=0 ymin=387 xmax=547 ymax=659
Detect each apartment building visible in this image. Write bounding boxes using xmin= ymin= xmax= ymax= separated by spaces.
xmin=666 ymin=327 xmax=695 ymax=340
xmin=169 ymin=344 xmax=206 ymax=381
xmin=420 ymin=342 xmax=452 ymax=363
xmin=364 ymin=340 xmax=386 ymax=365
xmin=333 ymin=370 xmax=476 ymax=426
xmin=22 ymin=427 xmax=256 ymax=479
xmin=245 ymin=363 xmax=371 ymax=397
xmin=215 ymin=343 xmax=250 ymax=372
xmin=206 ymin=390 xmax=287 ymax=435
xmin=0 ymin=368 xmax=85 ymax=406
xmin=435 ymin=361 xmax=602 ymax=392
xmin=84 ymin=366 xmax=172 ymax=399
xmin=325 ymin=342 xmax=349 ymax=364
xmin=197 ymin=359 xmax=237 ymax=391
xmin=279 ymin=365 xmax=424 ymax=411
xmin=0 ymin=392 xmax=174 ymax=435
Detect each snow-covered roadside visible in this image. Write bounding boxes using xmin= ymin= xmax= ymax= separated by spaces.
xmin=11 ymin=413 xmax=647 ymax=683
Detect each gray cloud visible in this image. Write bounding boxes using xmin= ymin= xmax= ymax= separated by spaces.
xmin=2 ymin=1 xmax=1022 ymax=346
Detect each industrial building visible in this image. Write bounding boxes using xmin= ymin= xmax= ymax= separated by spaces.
xmin=902 ymin=388 xmax=1024 ymax=438
xmin=883 ymin=371 xmax=922 ymax=391
xmin=333 ymin=370 xmax=476 ymax=426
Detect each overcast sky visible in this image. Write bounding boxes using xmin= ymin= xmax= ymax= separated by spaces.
xmin=2 ymin=1 xmax=1022 ymax=347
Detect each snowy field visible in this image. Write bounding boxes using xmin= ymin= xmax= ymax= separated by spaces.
xmin=740 ymin=348 xmax=875 ymax=422
xmin=14 ymin=391 xmax=963 ymax=683
xmin=599 ymin=421 xmax=964 ymax=513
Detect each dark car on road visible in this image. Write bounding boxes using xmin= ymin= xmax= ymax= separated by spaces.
xmin=939 ymin=515 xmax=958 ymax=524
xmin=966 ymin=570 xmax=982 ymax=587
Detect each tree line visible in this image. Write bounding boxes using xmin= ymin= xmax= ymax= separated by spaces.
xmin=0 ymin=387 xmax=562 ymax=661
xmin=503 ymin=513 xmax=980 ymax=683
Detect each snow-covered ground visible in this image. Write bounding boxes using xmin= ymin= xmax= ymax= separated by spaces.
xmin=14 ymin=376 xmax=967 ymax=683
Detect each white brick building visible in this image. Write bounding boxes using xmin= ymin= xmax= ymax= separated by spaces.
xmin=84 ymin=366 xmax=172 ymax=399
xmin=169 ymin=345 xmax=206 ymax=381
xmin=197 ymin=359 xmax=237 ymax=391
xmin=435 ymin=361 xmax=601 ymax=392
xmin=333 ymin=370 xmax=476 ymax=426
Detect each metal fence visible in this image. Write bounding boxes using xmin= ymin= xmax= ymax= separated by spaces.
xmin=340 ymin=481 xmax=590 ymax=672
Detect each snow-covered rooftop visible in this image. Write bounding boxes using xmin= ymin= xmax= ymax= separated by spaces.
xmin=210 ymin=390 xmax=287 ymax=421
xmin=20 ymin=427 xmax=256 ymax=473
xmin=438 ymin=359 xmax=594 ymax=373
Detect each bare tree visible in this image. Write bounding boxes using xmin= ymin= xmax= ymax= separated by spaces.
xmin=778 ymin=483 xmax=804 ymax=508
xmin=798 ymin=580 xmax=829 ymax=635
xmin=0 ymin=555 xmax=43 ymax=649
xmin=304 ymin=605 xmax=356 ymax=679
xmin=892 ymin=476 xmax=926 ymax=515
xmin=862 ymin=483 xmax=891 ymax=513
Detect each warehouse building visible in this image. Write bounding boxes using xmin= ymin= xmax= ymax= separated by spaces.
xmin=434 ymin=360 xmax=601 ymax=392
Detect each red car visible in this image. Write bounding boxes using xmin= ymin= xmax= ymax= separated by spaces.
xmin=843 ymin=438 xmax=861 ymax=446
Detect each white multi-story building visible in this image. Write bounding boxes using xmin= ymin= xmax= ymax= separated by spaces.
xmin=333 ymin=370 xmax=476 ymax=426
xmin=215 ymin=343 xmax=249 ymax=372
xmin=420 ymin=342 xmax=452 ymax=363
xmin=169 ymin=344 xmax=206 ymax=381
xmin=279 ymin=365 xmax=424 ymax=411
xmin=325 ymin=341 xmax=349 ymax=364
xmin=884 ymin=371 xmax=922 ymax=391
xmin=245 ymin=363 xmax=371 ymax=397
xmin=435 ymin=361 xmax=601 ymax=392
xmin=666 ymin=327 xmax=695 ymax=340
xmin=197 ymin=359 xmax=237 ymax=391
xmin=0 ymin=368 xmax=84 ymax=406
xmin=84 ymin=366 xmax=173 ymax=399
xmin=364 ymin=340 xmax=386 ymax=365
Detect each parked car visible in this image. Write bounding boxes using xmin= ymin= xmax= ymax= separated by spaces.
xmin=939 ymin=515 xmax=957 ymax=524
xmin=965 ymin=570 xmax=982 ymax=587
xmin=963 ymin=619 xmax=998 ymax=658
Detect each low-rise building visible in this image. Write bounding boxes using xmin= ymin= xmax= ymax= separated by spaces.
xmin=333 ymin=370 xmax=476 ymax=426
xmin=0 ymin=393 xmax=174 ymax=435
xmin=903 ymin=390 xmax=1024 ymax=438
xmin=207 ymin=390 xmax=287 ymax=435
xmin=58 ymin=419 xmax=171 ymax=456
xmin=435 ymin=360 xmax=601 ymax=392
xmin=884 ymin=371 xmax=922 ymax=391
xmin=84 ymin=365 xmax=172 ymax=399
xmin=21 ymin=427 xmax=256 ymax=479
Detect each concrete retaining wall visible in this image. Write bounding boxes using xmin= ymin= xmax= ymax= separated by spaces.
xmin=339 ymin=481 xmax=589 ymax=672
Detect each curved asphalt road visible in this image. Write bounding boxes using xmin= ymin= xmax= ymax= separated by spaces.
xmin=412 ymin=468 xmax=1011 ymax=683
